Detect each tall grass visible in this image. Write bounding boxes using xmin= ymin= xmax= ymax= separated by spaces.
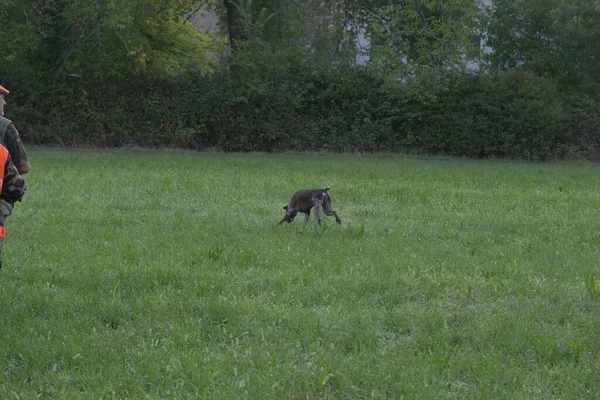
xmin=1 ymin=149 xmax=600 ymax=398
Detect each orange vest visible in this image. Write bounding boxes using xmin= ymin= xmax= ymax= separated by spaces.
xmin=0 ymin=145 xmax=9 ymax=238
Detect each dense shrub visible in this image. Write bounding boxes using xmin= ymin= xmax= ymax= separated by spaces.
xmin=195 ymin=40 xmax=393 ymax=153
xmin=7 ymin=61 xmax=599 ymax=161
xmin=397 ymin=71 xmax=566 ymax=160
xmin=11 ymin=73 xmax=217 ymax=148
xmin=558 ymin=94 xmax=600 ymax=160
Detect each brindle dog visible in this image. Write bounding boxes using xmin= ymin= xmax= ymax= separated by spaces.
xmin=280 ymin=187 xmax=342 ymax=227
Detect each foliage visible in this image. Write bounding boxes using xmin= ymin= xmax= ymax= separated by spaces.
xmin=206 ymin=47 xmax=389 ymax=152
xmin=484 ymin=0 xmax=600 ymax=98
xmin=215 ymin=0 xmax=359 ymax=63
xmin=0 ymin=0 xmax=220 ymax=114
xmin=0 ymin=0 xmax=599 ymax=160
xmin=558 ymin=94 xmax=600 ymax=160
xmin=366 ymin=0 xmax=481 ymax=84
xmin=399 ymin=71 xmax=566 ymax=160
xmin=1 ymin=0 xmax=218 ymax=80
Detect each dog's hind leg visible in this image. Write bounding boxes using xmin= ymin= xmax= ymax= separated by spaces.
xmin=323 ymin=202 xmax=342 ymax=224
xmin=313 ymin=202 xmax=323 ymax=227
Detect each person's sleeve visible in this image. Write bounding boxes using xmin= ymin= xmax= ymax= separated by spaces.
xmin=4 ymin=123 xmax=29 ymax=168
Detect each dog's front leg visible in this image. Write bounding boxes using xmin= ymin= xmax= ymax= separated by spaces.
xmin=304 ymin=210 xmax=311 ymax=225
xmin=280 ymin=209 xmax=298 ymax=224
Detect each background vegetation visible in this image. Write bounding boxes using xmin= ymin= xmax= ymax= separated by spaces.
xmin=1 ymin=0 xmax=599 ymax=160
xmin=2 ymin=149 xmax=600 ymax=397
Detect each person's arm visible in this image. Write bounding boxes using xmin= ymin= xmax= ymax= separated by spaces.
xmin=4 ymin=123 xmax=29 ymax=174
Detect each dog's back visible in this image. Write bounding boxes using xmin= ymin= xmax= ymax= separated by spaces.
xmin=288 ymin=187 xmax=330 ymax=212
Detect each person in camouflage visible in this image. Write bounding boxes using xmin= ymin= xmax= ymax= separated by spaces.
xmin=0 ymin=84 xmax=30 ymax=269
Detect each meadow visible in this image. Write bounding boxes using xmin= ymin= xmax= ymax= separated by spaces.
xmin=1 ymin=149 xmax=600 ymax=398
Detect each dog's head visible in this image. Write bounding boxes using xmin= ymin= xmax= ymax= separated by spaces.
xmin=281 ymin=205 xmax=297 ymax=223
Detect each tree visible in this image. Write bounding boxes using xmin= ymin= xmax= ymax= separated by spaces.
xmin=0 ymin=0 xmax=219 ymax=84
xmin=484 ymin=0 xmax=600 ymax=97
xmin=223 ymin=0 xmax=245 ymax=50
xmin=366 ymin=1 xmax=480 ymax=83
xmin=218 ymin=0 xmax=359 ymax=63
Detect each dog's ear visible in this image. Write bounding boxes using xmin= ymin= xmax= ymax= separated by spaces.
xmin=323 ymin=186 xmax=331 ymax=192
xmin=283 ymin=205 xmax=288 ymax=210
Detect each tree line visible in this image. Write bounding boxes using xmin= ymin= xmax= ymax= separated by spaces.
xmin=1 ymin=0 xmax=599 ymax=160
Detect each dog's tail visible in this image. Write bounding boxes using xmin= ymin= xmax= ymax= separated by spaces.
xmin=323 ymin=186 xmax=331 ymax=192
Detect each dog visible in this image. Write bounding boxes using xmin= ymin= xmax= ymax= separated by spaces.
xmin=280 ymin=187 xmax=342 ymax=226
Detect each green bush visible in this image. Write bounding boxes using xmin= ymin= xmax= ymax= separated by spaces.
xmin=395 ymin=71 xmax=566 ymax=160
xmin=201 ymin=40 xmax=391 ymax=153
xmin=558 ymin=94 xmax=600 ymax=160
xmin=6 ymin=59 xmax=598 ymax=161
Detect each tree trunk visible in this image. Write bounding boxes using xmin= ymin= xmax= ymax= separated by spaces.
xmin=223 ymin=0 xmax=243 ymax=51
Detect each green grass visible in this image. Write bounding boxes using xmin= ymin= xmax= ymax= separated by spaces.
xmin=2 ymin=149 xmax=600 ymax=398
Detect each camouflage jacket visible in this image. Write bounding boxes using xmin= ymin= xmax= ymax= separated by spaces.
xmin=1 ymin=153 xmax=26 ymax=203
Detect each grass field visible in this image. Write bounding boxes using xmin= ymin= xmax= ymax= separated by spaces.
xmin=1 ymin=149 xmax=600 ymax=398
